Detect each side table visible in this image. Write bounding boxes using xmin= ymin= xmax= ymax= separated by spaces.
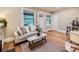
xmin=0 ymin=40 xmax=2 ymax=52
xmin=3 ymin=37 xmax=15 ymax=52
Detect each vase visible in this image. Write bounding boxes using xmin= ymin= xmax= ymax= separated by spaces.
xmin=37 ymin=32 xmax=40 ymax=36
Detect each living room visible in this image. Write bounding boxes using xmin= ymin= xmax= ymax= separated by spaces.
xmin=0 ymin=7 xmax=79 ymax=52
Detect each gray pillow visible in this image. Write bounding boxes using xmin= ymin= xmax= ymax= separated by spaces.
xmin=20 ymin=27 xmax=27 ymax=34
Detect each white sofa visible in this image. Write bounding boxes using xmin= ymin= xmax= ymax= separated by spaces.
xmin=14 ymin=26 xmax=37 ymax=44
xmin=70 ymin=31 xmax=79 ymax=44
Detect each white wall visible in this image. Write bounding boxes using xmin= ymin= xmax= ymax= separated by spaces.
xmin=52 ymin=8 xmax=79 ymax=32
xmin=37 ymin=11 xmax=45 ymax=30
xmin=37 ymin=11 xmax=52 ymax=31
xmin=0 ymin=7 xmax=22 ymax=37
xmin=52 ymin=13 xmax=58 ymax=30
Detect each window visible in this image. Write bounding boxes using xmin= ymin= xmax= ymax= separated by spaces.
xmin=46 ymin=15 xmax=51 ymax=25
xmin=23 ymin=12 xmax=34 ymax=27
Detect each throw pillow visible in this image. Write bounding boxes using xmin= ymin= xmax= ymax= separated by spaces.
xmin=17 ymin=31 xmax=21 ymax=36
xmin=20 ymin=27 xmax=27 ymax=34
xmin=17 ymin=27 xmax=23 ymax=36
xmin=30 ymin=26 xmax=36 ymax=32
xmin=24 ymin=27 xmax=30 ymax=33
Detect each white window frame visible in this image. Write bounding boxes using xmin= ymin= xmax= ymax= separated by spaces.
xmin=46 ymin=13 xmax=52 ymax=26
xmin=21 ymin=8 xmax=36 ymax=27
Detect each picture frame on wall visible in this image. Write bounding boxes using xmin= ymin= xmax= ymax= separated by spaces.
xmin=39 ymin=14 xmax=43 ymax=17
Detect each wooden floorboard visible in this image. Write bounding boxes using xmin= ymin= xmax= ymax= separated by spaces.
xmin=15 ymin=30 xmax=69 ymax=52
xmin=46 ymin=31 xmax=69 ymax=49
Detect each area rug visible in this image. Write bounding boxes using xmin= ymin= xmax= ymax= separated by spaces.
xmin=21 ymin=41 xmax=66 ymax=52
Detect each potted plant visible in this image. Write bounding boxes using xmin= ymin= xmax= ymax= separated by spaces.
xmin=0 ymin=18 xmax=7 ymax=28
xmin=0 ymin=18 xmax=7 ymax=38
xmin=36 ymin=25 xmax=42 ymax=36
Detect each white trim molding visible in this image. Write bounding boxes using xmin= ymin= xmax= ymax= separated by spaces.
xmin=55 ymin=29 xmax=66 ymax=33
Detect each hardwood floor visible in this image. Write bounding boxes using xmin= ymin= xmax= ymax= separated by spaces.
xmin=15 ymin=30 xmax=69 ymax=52
xmin=46 ymin=30 xmax=69 ymax=50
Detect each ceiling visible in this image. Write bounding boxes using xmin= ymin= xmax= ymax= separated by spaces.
xmin=37 ymin=7 xmax=71 ymax=13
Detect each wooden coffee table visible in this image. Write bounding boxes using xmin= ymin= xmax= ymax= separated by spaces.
xmin=27 ymin=33 xmax=47 ymax=50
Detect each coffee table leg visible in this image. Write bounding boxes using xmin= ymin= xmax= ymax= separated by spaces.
xmin=42 ymin=36 xmax=47 ymax=42
xmin=29 ymin=41 xmax=32 ymax=50
xmin=44 ymin=36 xmax=47 ymax=42
xmin=29 ymin=41 xmax=34 ymax=50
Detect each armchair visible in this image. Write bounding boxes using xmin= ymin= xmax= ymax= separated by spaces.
xmin=65 ymin=31 xmax=79 ymax=52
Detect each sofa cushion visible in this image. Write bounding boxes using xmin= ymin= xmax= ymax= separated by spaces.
xmin=18 ymin=33 xmax=29 ymax=40
xmin=24 ymin=27 xmax=30 ymax=33
xmin=70 ymin=31 xmax=79 ymax=44
xmin=17 ymin=27 xmax=23 ymax=36
xmin=18 ymin=31 xmax=37 ymax=40
xmin=20 ymin=27 xmax=27 ymax=34
xmin=30 ymin=26 xmax=36 ymax=32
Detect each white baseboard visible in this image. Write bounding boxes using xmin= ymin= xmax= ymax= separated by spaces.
xmin=43 ymin=29 xmax=53 ymax=32
xmin=55 ymin=29 xmax=66 ymax=33
xmin=43 ymin=29 xmax=66 ymax=33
